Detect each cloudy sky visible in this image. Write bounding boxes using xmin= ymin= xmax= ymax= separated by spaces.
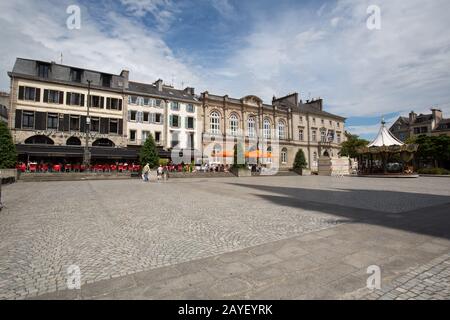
xmin=1 ymin=0 xmax=449 ymax=140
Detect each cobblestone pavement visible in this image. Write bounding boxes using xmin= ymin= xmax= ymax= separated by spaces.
xmin=1 ymin=176 xmax=449 ymax=300
xmin=362 ymin=253 xmax=450 ymax=300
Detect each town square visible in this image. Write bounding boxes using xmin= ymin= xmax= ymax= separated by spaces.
xmin=0 ymin=0 xmax=450 ymax=305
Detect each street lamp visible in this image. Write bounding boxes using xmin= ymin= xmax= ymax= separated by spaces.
xmin=83 ymin=80 xmax=92 ymax=169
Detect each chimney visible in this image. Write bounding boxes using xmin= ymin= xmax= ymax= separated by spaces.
xmin=431 ymin=108 xmax=442 ymax=123
xmin=155 ymin=79 xmax=163 ymax=92
xmin=184 ymin=87 xmax=195 ymax=95
xmin=120 ymin=70 xmax=129 ymax=89
xmin=409 ymin=111 xmax=417 ymax=123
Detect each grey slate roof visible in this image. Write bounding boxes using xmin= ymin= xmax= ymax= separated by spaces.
xmin=9 ymin=58 xmax=127 ymax=92
xmin=128 ymin=81 xmax=198 ymax=103
xmin=298 ymin=104 xmax=346 ymax=120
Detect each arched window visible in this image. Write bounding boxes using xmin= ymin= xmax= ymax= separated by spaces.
xmin=210 ymin=111 xmax=220 ymax=134
xmin=67 ymin=137 xmax=81 ymax=146
xmin=247 ymin=117 xmax=256 ymax=138
xmin=229 ymin=114 xmax=239 ymax=136
xmin=25 ymin=135 xmax=54 ymax=145
xmin=263 ymin=119 xmax=271 ymax=139
xmin=278 ymin=121 xmax=286 ymax=139
xmin=93 ymin=138 xmax=115 ymax=147
xmin=281 ymin=148 xmax=288 ymax=164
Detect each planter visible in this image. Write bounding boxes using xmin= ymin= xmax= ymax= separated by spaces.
xmin=293 ymin=168 xmax=310 ymax=176
xmin=231 ymin=167 xmax=252 ymax=177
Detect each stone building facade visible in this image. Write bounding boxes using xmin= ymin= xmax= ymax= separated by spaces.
xmin=7 ymin=57 xmax=346 ymax=168
xmin=390 ymin=109 xmax=450 ymax=141
xmin=126 ymin=80 xmax=201 ymax=153
xmin=8 ymin=58 xmax=128 ymax=148
xmin=199 ymin=92 xmax=346 ymax=170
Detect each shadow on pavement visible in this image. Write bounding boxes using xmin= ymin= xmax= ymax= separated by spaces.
xmin=229 ymin=183 xmax=450 ymax=240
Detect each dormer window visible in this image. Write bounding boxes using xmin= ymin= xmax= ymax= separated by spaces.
xmin=71 ymin=68 xmax=82 ymax=82
xmin=37 ymin=62 xmax=50 ymax=78
xmin=101 ymin=74 xmax=112 ymax=87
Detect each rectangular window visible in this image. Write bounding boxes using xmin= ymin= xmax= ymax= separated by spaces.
xmin=186 ymin=104 xmax=195 ymax=113
xmin=90 ymin=96 xmax=103 ymax=108
xmin=299 ymin=129 xmax=304 ymax=141
xmin=130 ymin=110 xmax=137 ymax=121
xmin=19 ymin=86 xmax=40 ymax=102
xmin=101 ymin=74 xmax=112 ymax=87
xmin=155 ymin=132 xmax=161 ymax=143
xmin=37 ymin=63 xmax=50 ymax=78
xmin=171 ymin=115 xmax=180 ymax=128
xmin=128 ymin=96 xmax=138 ymax=105
xmin=106 ymin=98 xmax=122 ymax=110
xmin=312 ymin=130 xmax=317 ymax=142
xmin=170 ymin=101 xmax=179 ymax=111
xmin=186 ymin=117 xmax=195 ymax=129
xmin=22 ymin=111 xmax=35 ymax=129
xmin=70 ymin=116 xmax=80 ymax=131
xmin=155 ymin=113 xmax=162 ymax=124
xmin=337 ymin=133 xmax=341 ymax=143
xmin=91 ymin=118 xmax=99 ymax=132
xmin=46 ymin=90 xmax=62 ymax=104
xmin=130 ymin=130 xmax=136 ymax=141
xmin=143 ymin=112 xmax=149 ymax=122
xmin=155 ymin=99 xmax=162 ymax=107
xmin=329 ymin=120 xmax=333 ymax=126
xmin=67 ymin=92 xmax=83 ymax=106
xmin=109 ymin=119 xmax=118 ymax=134
xmin=47 ymin=113 xmax=58 ymax=130
xmin=71 ymin=68 xmax=82 ymax=82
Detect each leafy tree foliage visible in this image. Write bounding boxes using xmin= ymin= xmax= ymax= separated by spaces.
xmin=339 ymin=132 xmax=369 ymax=158
xmin=139 ymin=133 xmax=159 ymax=168
xmin=0 ymin=121 xmax=17 ymax=169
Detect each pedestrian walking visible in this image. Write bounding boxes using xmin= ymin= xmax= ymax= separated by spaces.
xmin=142 ymin=163 xmax=150 ymax=182
xmin=157 ymin=165 xmax=163 ymax=181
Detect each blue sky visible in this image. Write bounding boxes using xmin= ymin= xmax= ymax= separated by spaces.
xmin=1 ymin=0 xmax=450 ymax=140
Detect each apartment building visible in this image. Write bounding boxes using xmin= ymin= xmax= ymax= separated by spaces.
xmin=126 ymin=80 xmax=201 ymax=154
xmin=7 ymin=58 xmax=133 ymax=163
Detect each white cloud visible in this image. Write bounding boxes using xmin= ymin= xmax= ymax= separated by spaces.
xmin=209 ymin=0 xmax=450 ymax=117
xmin=210 ymin=0 xmax=235 ymax=18
xmin=0 ymin=0 xmax=201 ymax=91
xmin=120 ymin=0 xmax=177 ymax=31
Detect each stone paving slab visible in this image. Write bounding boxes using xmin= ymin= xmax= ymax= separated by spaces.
xmin=1 ymin=176 xmax=449 ymax=300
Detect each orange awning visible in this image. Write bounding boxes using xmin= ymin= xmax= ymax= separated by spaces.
xmin=214 ymin=150 xmax=234 ymax=157
xmin=245 ymin=150 xmax=272 ymax=158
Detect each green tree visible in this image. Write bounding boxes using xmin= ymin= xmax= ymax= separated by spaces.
xmin=139 ymin=133 xmax=159 ymax=168
xmin=233 ymin=143 xmax=246 ymax=169
xmin=339 ymin=132 xmax=369 ymax=158
xmin=0 ymin=121 xmax=17 ymax=169
xmin=293 ymin=149 xmax=307 ymax=170
xmin=413 ymin=134 xmax=450 ymax=168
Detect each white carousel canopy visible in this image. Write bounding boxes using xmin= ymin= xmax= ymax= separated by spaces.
xmin=368 ymin=120 xmax=404 ymax=147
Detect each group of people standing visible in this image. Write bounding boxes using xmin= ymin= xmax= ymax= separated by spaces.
xmin=141 ymin=164 xmax=168 ymax=182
